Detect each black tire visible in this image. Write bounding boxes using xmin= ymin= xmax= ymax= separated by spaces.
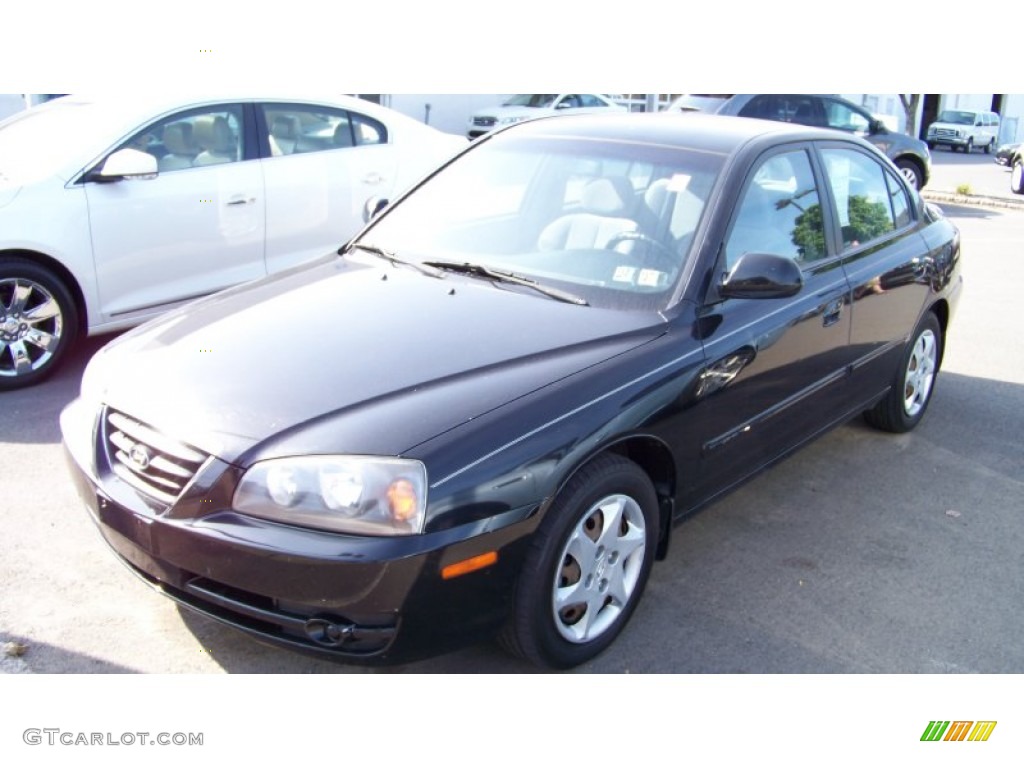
xmin=894 ymin=158 xmax=923 ymax=191
xmin=0 ymin=257 xmax=79 ymax=390
xmin=984 ymin=138 xmax=994 ymax=155
xmin=864 ymin=313 xmax=942 ymax=433
xmin=498 ymin=453 xmax=658 ymax=669
xmin=963 ymin=138 xmax=973 ymax=154
xmin=1010 ymin=160 xmax=1024 ymax=195
xmin=927 ymin=141 xmax=936 ymax=150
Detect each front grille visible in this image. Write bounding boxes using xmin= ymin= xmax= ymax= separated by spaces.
xmin=933 ymin=128 xmax=958 ymax=138
xmin=103 ymin=409 xmax=208 ymax=506
xmin=473 ymin=116 xmax=497 ymax=127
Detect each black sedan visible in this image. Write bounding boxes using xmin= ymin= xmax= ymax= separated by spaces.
xmin=61 ymin=113 xmax=962 ymax=669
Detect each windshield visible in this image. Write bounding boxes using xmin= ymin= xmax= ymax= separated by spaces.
xmin=356 ymin=132 xmax=724 ymax=311
xmin=937 ymin=110 xmax=977 ymax=125
xmin=503 ymin=94 xmax=558 ymax=108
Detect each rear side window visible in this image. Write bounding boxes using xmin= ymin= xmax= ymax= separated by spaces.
xmin=260 ymin=103 xmax=388 ymax=156
xmin=820 ymin=148 xmax=900 ymax=251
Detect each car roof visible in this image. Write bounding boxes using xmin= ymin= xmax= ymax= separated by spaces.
xmin=501 ymin=111 xmax=840 ymax=155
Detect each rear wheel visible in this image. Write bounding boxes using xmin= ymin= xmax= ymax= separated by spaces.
xmin=0 ymin=257 xmax=78 ymax=390
xmin=895 ymin=159 xmax=923 ymax=191
xmin=498 ymin=454 xmax=658 ymax=669
xmin=864 ymin=313 xmax=941 ymax=433
xmin=984 ymin=138 xmax=994 ymax=154
xmin=1011 ymin=160 xmax=1024 ymax=195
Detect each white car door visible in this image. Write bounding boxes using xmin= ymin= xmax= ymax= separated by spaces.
xmin=258 ymin=103 xmax=398 ymax=274
xmin=84 ymin=104 xmax=266 ymax=322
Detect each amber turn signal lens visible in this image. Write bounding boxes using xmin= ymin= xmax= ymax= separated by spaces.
xmin=387 ymin=479 xmax=419 ymax=521
xmin=441 ymin=551 xmax=498 ymax=580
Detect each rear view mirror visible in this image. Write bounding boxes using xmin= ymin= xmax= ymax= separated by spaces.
xmin=95 ymin=148 xmax=158 ymax=181
xmin=720 ymin=252 xmax=803 ymax=300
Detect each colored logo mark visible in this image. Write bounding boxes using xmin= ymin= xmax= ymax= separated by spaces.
xmin=921 ymin=721 xmax=997 ymax=742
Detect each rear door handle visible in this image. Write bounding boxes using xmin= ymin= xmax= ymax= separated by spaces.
xmin=362 ymin=172 xmax=384 ymax=185
xmin=227 ymin=196 xmax=256 ymax=206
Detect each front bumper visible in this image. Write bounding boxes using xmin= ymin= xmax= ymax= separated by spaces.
xmin=61 ymin=400 xmax=537 ymax=664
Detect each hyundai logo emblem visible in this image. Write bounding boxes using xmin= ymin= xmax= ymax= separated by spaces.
xmin=128 ymin=444 xmax=152 ymax=471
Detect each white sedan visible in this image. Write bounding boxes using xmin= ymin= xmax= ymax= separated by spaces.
xmin=0 ymin=94 xmax=466 ymax=389
xmin=467 ymin=94 xmax=625 ymax=139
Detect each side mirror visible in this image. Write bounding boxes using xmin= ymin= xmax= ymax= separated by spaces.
xmin=868 ymin=118 xmax=886 ymax=135
xmin=720 ymin=252 xmax=803 ymax=300
xmin=362 ymin=196 xmax=389 ymax=223
xmin=95 ymin=148 xmax=158 ymax=181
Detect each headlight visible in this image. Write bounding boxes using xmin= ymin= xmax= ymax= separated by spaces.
xmin=233 ymin=456 xmax=428 ymax=536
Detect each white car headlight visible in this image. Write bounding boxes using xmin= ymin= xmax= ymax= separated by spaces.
xmin=234 ymin=456 xmax=428 ymax=536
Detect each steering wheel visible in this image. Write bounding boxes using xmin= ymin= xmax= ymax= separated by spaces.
xmin=605 ymin=231 xmax=678 ymax=272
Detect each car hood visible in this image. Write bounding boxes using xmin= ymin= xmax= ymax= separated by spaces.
xmin=86 ymin=256 xmax=665 ymax=464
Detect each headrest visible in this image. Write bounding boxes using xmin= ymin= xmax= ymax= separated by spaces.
xmin=271 ymin=115 xmax=299 ymax=140
xmin=193 ymin=115 xmax=235 ymax=153
xmin=162 ymin=122 xmax=195 ymax=155
xmin=581 ymin=177 xmax=633 ymax=215
xmin=334 ymin=122 xmax=355 ymax=147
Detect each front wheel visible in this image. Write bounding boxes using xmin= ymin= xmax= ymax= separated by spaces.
xmin=864 ymin=313 xmax=941 ymax=433
xmin=498 ymin=454 xmax=658 ymax=669
xmin=963 ymin=138 xmax=973 ymax=154
xmin=1010 ymin=160 xmax=1024 ymax=195
xmin=0 ymin=257 xmax=79 ymax=390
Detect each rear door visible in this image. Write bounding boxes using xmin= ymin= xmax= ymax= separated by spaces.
xmin=257 ymin=102 xmax=398 ymax=273
xmin=815 ymin=142 xmax=934 ymax=403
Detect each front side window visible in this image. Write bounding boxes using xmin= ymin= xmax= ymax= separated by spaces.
xmin=820 ymin=148 xmax=898 ymax=251
xmin=260 ymin=103 xmax=388 ymax=156
xmin=822 ymin=99 xmax=871 ymax=134
xmin=117 ymin=105 xmax=244 ymax=173
xmin=724 ymin=149 xmax=827 ymax=268
xmin=578 ymin=94 xmax=609 ymax=108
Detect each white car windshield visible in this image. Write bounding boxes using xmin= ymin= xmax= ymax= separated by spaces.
xmin=356 ymin=133 xmax=724 ymax=311
xmin=936 ymin=110 xmax=976 ymax=125
xmin=503 ymin=94 xmax=558 ymax=108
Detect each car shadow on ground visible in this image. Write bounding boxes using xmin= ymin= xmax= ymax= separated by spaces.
xmin=0 ymin=333 xmax=120 ymax=445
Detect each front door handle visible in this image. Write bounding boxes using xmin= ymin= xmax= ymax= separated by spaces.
xmin=362 ymin=172 xmax=384 ymax=185
xmin=226 ymin=196 xmax=256 ymax=206
xmin=822 ymin=298 xmax=843 ymax=327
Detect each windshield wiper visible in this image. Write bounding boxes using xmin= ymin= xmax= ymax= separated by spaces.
xmin=423 ymin=260 xmax=588 ymax=306
xmin=344 ymin=242 xmax=444 ymax=279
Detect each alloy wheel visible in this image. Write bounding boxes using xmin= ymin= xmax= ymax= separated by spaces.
xmin=551 ymin=493 xmax=647 ymax=644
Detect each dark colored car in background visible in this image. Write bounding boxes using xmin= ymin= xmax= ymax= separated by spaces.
xmin=994 ymin=141 xmax=1020 ymax=166
xmin=62 ymin=112 xmax=962 ymax=669
xmin=666 ymin=94 xmax=932 ymax=191
xmin=1010 ymin=144 xmax=1024 ymax=194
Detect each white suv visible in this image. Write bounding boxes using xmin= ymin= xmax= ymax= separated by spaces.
xmin=926 ymin=109 xmax=1000 ymax=154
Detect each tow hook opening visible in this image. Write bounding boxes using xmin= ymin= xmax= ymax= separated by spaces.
xmin=304 ymin=616 xmax=356 ymax=648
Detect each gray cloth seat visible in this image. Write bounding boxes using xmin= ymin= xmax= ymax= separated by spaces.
xmin=537 ymin=177 xmax=637 ymax=251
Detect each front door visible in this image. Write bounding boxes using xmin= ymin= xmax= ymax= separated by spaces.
xmin=684 ymin=145 xmax=854 ymax=507
xmin=85 ymin=103 xmax=265 ymax=323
